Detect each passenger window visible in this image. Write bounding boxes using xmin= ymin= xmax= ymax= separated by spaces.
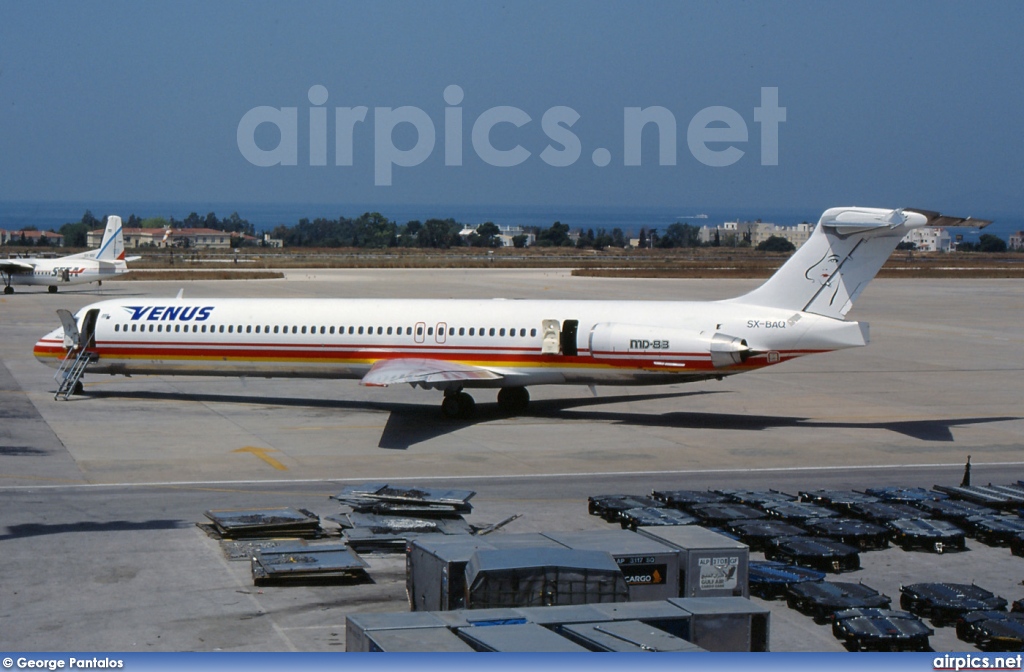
xmin=273 ymin=326 xmax=279 ymax=334
xmin=292 ymin=326 xmax=297 ymax=334
xmin=377 ymin=326 xmax=383 ymax=335
xmin=301 ymin=326 xmax=307 ymax=334
xmin=330 ymin=326 xmax=335 ymax=334
xmin=469 ymin=328 xmax=475 ymax=336
xmin=386 ymin=326 xmax=393 ymax=335
xmin=520 ymin=328 xmax=526 ymax=337
xmin=416 ymin=325 xmax=423 ymax=336
xmin=193 ymin=325 xmax=198 ymax=333
xmin=459 ymin=327 xmax=465 ymax=336
xmin=499 ymin=328 xmax=506 ymax=337
xmin=489 ymin=328 xmax=495 ymax=336
xmin=228 ymin=325 xmax=234 ymax=333
xmin=358 ymin=326 xmax=364 ymax=335
xmin=157 ymin=325 xmax=162 ymax=333
xmin=246 ymin=326 xmax=252 ymax=333
xmin=530 ymin=328 xmax=537 ymax=337
xmin=427 ymin=327 xmax=434 ymax=336
xmin=175 ymin=325 xmax=181 ymax=333
xmin=201 ymin=325 xmax=207 ymax=333
xmin=150 ymin=325 xmax=155 ymax=332
xmin=348 ymin=326 xmax=354 ymax=334
xmin=219 ymin=325 xmax=225 ymax=333
xmin=114 ymin=324 xmax=120 ymax=332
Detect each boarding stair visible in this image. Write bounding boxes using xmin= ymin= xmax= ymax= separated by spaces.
xmin=54 ymin=345 xmax=96 ymax=400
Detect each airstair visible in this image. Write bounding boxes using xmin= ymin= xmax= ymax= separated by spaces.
xmin=53 ymin=346 xmax=95 ymax=400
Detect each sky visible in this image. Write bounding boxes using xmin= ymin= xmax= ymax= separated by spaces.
xmin=0 ymin=1 xmax=1022 ymax=216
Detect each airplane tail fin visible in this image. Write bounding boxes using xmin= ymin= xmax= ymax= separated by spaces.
xmin=94 ymin=216 xmax=126 ymax=262
xmin=728 ymin=207 xmax=990 ymax=319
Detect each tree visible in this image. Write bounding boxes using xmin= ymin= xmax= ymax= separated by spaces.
xmin=756 ymin=235 xmax=796 ymax=253
xmin=638 ymin=228 xmax=649 ymax=249
xmin=474 ymin=222 xmax=502 ymax=247
xmin=59 ymin=221 xmax=90 ymax=247
xmin=511 ymin=234 xmax=529 ymax=248
xmin=978 ymin=233 xmax=1007 ymax=253
xmin=658 ymin=223 xmax=700 ymax=248
xmin=536 ymin=221 xmax=571 ymax=247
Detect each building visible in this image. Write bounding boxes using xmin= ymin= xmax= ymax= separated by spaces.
xmin=1 ymin=229 xmax=64 ymax=247
xmin=697 ymin=221 xmax=814 ymax=248
xmin=87 ymin=227 xmax=244 ymax=249
xmin=1009 ymin=231 xmax=1024 ymax=251
xmin=900 ymin=226 xmax=951 ymax=252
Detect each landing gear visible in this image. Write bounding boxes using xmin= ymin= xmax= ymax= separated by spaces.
xmin=441 ymin=389 xmax=476 ymax=420
xmin=73 ymin=381 xmax=84 ymax=395
xmin=48 ymin=285 xmax=58 ymax=294
xmin=497 ymin=386 xmax=530 ymax=415
xmin=3 ymin=286 xmax=12 ymax=295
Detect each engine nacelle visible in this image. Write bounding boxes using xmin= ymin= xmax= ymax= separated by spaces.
xmin=588 ymin=323 xmax=751 ymax=369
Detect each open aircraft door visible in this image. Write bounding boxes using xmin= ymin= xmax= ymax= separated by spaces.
xmin=56 ymin=309 xmax=80 ymax=350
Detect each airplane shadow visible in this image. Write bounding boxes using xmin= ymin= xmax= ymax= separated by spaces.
xmin=0 ymin=519 xmax=188 ymax=541
xmin=82 ymin=388 xmax=1019 ymax=450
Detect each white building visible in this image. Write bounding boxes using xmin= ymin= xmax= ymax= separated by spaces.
xmin=1009 ymin=231 xmax=1023 ymax=251
xmin=697 ymin=221 xmax=814 ymax=248
xmin=900 ymin=227 xmax=951 ymax=252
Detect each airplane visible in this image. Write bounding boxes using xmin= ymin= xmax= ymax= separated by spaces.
xmin=33 ymin=206 xmax=989 ymax=417
xmin=1 ymin=216 xmax=135 ymax=294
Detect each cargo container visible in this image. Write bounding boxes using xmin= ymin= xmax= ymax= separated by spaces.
xmin=638 ymin=525 xmax=749 ymax=598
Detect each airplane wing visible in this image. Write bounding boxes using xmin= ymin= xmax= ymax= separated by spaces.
xmin=0 ymin=259 xmax=36 ymax=275
xmin=360 ymin=358 xmax=503 ymax=387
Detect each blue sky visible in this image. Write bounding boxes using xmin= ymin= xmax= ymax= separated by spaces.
xmin=1 ymin=1 xmax=1021 ymax=215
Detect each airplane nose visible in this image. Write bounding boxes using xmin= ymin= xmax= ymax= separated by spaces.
xmin=34 ymin=328 xmax=66 ymax=368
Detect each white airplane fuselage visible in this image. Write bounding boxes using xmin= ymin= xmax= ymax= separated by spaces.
xmin=32 ymin=296 xmax=868 ymax=385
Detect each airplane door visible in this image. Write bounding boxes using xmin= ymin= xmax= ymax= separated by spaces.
xmin=80 ymin=309 xmax=100 ymax=349
xmin=56 ymin=309 xmax=80 ymax=349
xmin=414 ymin=322 xmax=426 ymax=344
xmin=560 ymin=319 xmax=578 ymax=356
xmin=435 ymin=322 xmax=447 ymax=344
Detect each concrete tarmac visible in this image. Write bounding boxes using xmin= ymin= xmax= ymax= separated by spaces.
xmin=0 ymin=270 xmax=1022 ymax=652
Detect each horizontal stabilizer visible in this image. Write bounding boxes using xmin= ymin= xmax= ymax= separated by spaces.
xmin=360 ymin=358 xmax=503 ymax=387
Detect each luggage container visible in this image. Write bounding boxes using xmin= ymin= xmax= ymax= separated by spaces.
xmin=715 ymin=489 xmax=796 ymax=507
xmin=689 ymin=503 xmax=766 ymax=525
xmin=465 ymin=548 xmax=628 ymax=609
xmin=407 ymin=533 xmax=563 ymax=611
xmin=203 ymin=507 xmax=322 ymax=539
xmin=849 ymin=501 xmax=928 ymax=523
xmin=957 ymin=611 xmax=1024 ymax=652
xmin=831 ymin=608 xmax=932 ymax=652
xmin=748 ymin=561 xmax=825 ymax=600
xmin=729 ymin=520 xmax=807 ymax=552
xmin=345 ymin=611 xmax=449 ymax=652
xmin=560 ymin=619 xmax=706 ymax=652
xmin=798 ymin=490 xmax=881 ymax=513
xmin=637 ymin=525 xmax=749 ymax=598
xmin=762 ymin=501 xmax=839 ymax=524
xmin=863 ymin=486 xmax=947 ymax=504
xmin=900 ymin=583 xmax=1008 ymax=627
xmin=542 ymin=529 xmax=681 ymax=602
xmin=455 ymin=622 xmax=589 ymax=652
xmin=916 ymin=498 xmax=993 ymax=523
xmin=332 ymin=482 xmax=475 ymax=515
xmin=934 ymin=484 xmax=1024 ymax=511
xmin=586 ymin=600 xmax=693 ymax=640
xmin=765 ymin=536 xmax=861 ymax=573
xmin=964 ymin=515 xmax=1024 ymax=546
xmin=956 ymin=610 xmax=1024 ymax=643
xmin=250 ymin=541 xmax=368 ymax=586
xmin=804 ymin=518 xmax=890 ymax=550
xmin=651 ymin=489 xmax=729 ymax=512
xmin=618 ymin=506 xmax=697 ymax=530
xmin=587 ymin=494 xmax=663 ymax=523
xmin=360 ymin=627 xmax=476 ymax=652
xmin=886 ymin=518 xmax=966 ymax=553
xmin=785 ymin=581 xmax=891 ymax=623
xmin=668 ymin=597 xmax=770 ymax=652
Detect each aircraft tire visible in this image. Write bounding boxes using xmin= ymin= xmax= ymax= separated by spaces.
xmin=48 ymin=285 xmax=58 ymax=294
xmin=457 ymin=392 xmax=476 ymax=418
xmin=73 ymin=381 xmax=84 ymax=395
xmin=3 ymin=286 xmax=12 ymax=295
xmin=497 ymin=386 xmax=530 ymax=415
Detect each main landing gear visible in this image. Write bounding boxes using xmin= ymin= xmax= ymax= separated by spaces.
xmin=440 ymin=386 xmax=531 ymax=420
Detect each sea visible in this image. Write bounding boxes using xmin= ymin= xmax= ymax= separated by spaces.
xmin=0 ymin=200 xmax=1019 ymax=243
